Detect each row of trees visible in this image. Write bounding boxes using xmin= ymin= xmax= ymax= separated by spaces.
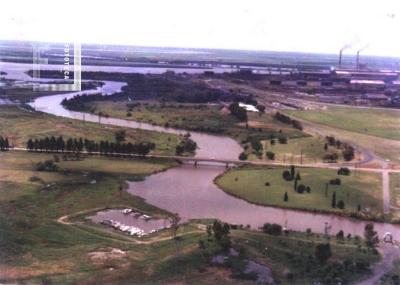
xmin=26 ymin=136 xmax=155 ymax=156
xmin=0 ymin=136 xmax=10 ymax=151
xmin=274 ymin=112 xmax=303 ymax=130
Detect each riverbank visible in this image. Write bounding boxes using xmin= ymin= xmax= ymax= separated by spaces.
xmin=214 ymin=165 xmax=391 ymax=222
xmin=0 ymin=105 xmax=183 ymax=156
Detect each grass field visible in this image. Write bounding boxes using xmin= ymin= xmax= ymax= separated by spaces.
xmin=286 ymin=106 xmax=400 ymax=141
xmin=215 ymin=166 xmax=383 ymax=215
xmin=285 ymin=107 xmax=400 ymax=163
xmin=0 ymin=105 xmax=182 ymax=155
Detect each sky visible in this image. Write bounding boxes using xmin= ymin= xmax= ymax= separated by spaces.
xmin=1 ymin=0 xmax=400 ymax=57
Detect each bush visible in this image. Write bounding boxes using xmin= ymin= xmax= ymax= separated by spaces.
xmin=323 ymin=152 xmax=339 ymax=163
xmin=338 ymin=167 xmax=350 ymax=176
xmin=239 ymin=152 xmax=248 ymax=160
xmin=337 ymin=200 xmax=345 ymax=209
xmin=266 ymin=151 xmax=275 ymax=160
xmin=282 ymin=170 xmax=293 ymax=181
xmin=35 ymin=160 xmax=59 ymax=172
xmin=297 ymin=184 xmax=306 ymax=194
xmin=330 ymin=178 xmax=341 ymax=185
xmin=278 ymin=137 xmax=288 ymax=144
xmin=262 ymin=223 xmax=282 ymax=235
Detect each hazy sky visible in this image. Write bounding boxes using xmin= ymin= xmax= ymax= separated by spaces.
xmin=1 ymin=0 xmax=400 ymax=56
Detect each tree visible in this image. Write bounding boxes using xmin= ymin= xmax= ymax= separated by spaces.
xmin=337 ymin=200 xmax=345 ymax=209
xmin=343 ymin=146 xmax=355 ymax=161
xmin=282 ymin=170 xmax=293 ymax=181
xmin=331 ymin=192 xmax=336 ymax=208
xmin=284 ymin=192 xmax=288 ymax=202
xmin=290 ymin=165 xmax=295 ymax=179
xmin=115 ymin=130 xmax=126 ymax=143
xmin=239 ymin=152 xmax=248 ymax=160
xmin=262 ymin=223 xmax=282 ymax=235
xmin=266 ymin=151 xmax=275 ymax=160
xmin=297 ymin=184 xmax=306 ymax=194
xmin=170 ymin=214 xmax=181 ymax=255
xmin=315 ymin=243 xmax=332 ymax=264
xmin=228 ymin=102 xmax=247 ymax=121
xmin=338 ymin=167 xmax=350 ymax=176
xmin=364 ymin=223 xmax=379 ymax=249
xmin=336 ymin=230 xmax=344 ymax=241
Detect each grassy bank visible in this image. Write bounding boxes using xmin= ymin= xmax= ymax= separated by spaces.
xmin=86 ymin=101 xmax=335 ymax=162
xmin=215 ymin=166 xmax=383 ymax=216
xmin=0 ymin=105 xmax=182 ymax=155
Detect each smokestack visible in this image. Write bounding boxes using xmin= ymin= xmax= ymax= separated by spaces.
xmin=338 ymin=44 xmax=351 ymax=69
xmin=356 ymin=44 xmax=369 ymax=70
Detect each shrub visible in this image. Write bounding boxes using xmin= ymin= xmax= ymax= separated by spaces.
xmin=262 ymin=223 xmax=282 ymax=235
xmin=35 ymin=160 xmax=59 ymax=172
xmin=337 ymin=200 xmax=345 ymax=209
xmin=297 ymin=184 xmax=306 ymax=194
xmin=338 ymin=167 xmax=350 ymax=176
xmin=239 ymin=152 xmax=248 ymax=160
xmin=330 ymin=178 xmax=341 ymax=185
xmin=266 ymin=151 xmax=275 ymax=160
xmin=282 ymin=170 xmax=293 ymax=181
xmin=278 ymin=137 xmax=288 ymax=144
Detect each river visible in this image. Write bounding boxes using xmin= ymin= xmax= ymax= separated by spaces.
xmin=3 ymin=62 xmax=400 ymax=239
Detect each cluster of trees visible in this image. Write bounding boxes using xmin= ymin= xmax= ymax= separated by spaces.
xmin=0 ymin=136 xmax=10 ymax=151
xmin=274 ymin=112 xmax=303 ymax=130
xmin=282 ymin=166 xmax=311 ymax=195
xmin=208 ymin=220 xmax=231 ymax=251
xmin=331 ymin=192 xmax=345 ymax=209
xmin=228 ymin=102 xmax=248 ymax=121
xmin=262 ymin=223 xmax=283 ymax=235
xmin=324 ymin=136 xmax=355 ymax=162
xmin=175 ymin=133 xmax=197 ymax=155
xmin=61 ymin=93 xmax=104 ymax=112
xmin=27 ymin=136 xmax=155 ymax=156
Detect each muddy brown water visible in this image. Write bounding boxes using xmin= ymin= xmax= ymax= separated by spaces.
xmin=3 ymin=63 xmax=400 ymax=239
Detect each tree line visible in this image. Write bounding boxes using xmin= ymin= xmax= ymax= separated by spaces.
xmin=274 ymin=112 xmax=303 ymax=130
xmin=0 ymin=136 xmax=10 ymax=151
xmin=26 ymin=136 xmax=155 ymax=156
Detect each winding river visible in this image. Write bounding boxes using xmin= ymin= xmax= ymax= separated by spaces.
xmin=3 ymin=62 xmax=400 ymax=239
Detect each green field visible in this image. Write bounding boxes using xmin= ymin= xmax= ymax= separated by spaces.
xmin=285 ymin=106 xmax=400 ymax=163
xmin=215 ymin=166 xmax=383 ymax=216
xmin=0 ymin=105 xmax=182 ymax=155
xmin=287 ymin=106 xmax=400 ymax=141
